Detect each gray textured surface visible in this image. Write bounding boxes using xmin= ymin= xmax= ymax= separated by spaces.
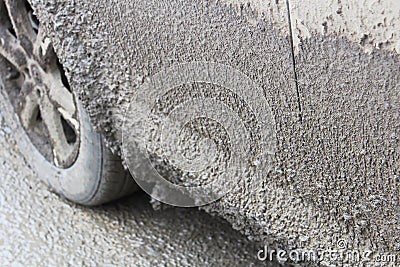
xmin=294 ymin=34 xmax=400 ymax=252
xmin=0 ymin=112 xmax=277 ymax=266
xmin=27 ymin=0 xmax=400 ymax=266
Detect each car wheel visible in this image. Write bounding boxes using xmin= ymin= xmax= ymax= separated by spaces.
xmin=0 ymin=0 xmax=137 ymax=205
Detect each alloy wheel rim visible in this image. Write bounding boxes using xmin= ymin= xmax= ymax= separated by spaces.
xmin=0 ymin=0 xmax=80 ymax=168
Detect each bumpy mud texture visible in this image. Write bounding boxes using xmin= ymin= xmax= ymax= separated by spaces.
xmin=30 ymin=0 xmax=399 ymax=266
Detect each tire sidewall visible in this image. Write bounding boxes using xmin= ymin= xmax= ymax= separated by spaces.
xmin=0 ymin=82 xmax=104 ymax=204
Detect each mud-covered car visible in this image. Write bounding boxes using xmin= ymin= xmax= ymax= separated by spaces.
xmin=1 ymin=0 xmax=399 ymax=266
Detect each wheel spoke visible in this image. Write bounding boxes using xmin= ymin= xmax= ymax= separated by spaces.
xmin=18 ymin=81 xmax=39 ymax=129
xmin=34 ymin=26 xmax=55 ymax=63
xmin=44 ymin=70 xmax=77 ymax=120
xmin=4 ymin=0 xmax=36 ymax=45
xmin=39 ymin=93 xmax=74 ymax=167
xmin=0 ymin=27 xmax=29 ymax=72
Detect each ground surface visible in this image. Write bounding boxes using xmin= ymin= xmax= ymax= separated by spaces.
xmin=0 ymin=110 xmax=280 ymax=266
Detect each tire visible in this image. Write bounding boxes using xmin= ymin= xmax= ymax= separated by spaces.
xmin=0 ymin=0 xmax=137 ymax=206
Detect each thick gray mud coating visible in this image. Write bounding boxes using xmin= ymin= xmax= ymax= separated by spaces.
xmin=294 ymin=35 xmax=400 ymax=251
xmin=29 ymin=0 xmax=399 ymax=265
